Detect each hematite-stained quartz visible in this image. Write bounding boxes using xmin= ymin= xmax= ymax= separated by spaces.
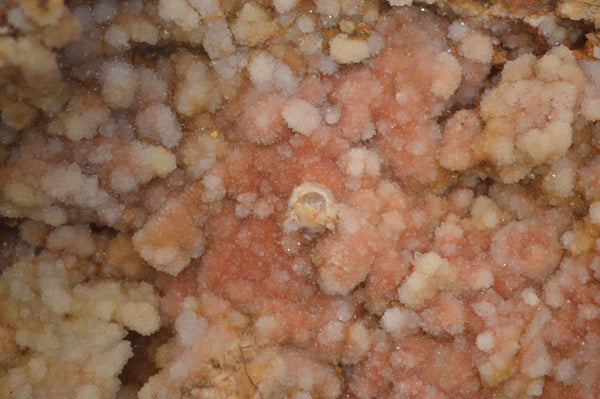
xmin=1 ymin=0 xmax=600 ymax=398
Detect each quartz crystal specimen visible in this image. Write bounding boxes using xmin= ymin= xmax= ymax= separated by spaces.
xmin=2 ymin=0 xmax=600 ymax=398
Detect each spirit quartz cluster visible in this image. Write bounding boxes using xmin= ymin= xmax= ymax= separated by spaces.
xmin=2 ymin=0 xmax=600 ymax=398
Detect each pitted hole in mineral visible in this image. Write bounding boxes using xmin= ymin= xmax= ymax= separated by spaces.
xmin=300 ymin=191 xmax=327 ymax=213
xmin=283 ymin=182 xmax=338 ymax=235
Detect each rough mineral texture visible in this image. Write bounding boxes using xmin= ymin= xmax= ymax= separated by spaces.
xmin=2 ymin=0 xmax=600 ymax=398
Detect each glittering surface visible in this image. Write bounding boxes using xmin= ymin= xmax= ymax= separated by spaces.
xmin=2 ymin=0 xmax=600 ymax=398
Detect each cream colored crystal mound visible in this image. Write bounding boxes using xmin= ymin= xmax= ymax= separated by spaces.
xmin=2 ymin=0 xmax=600 ymax=398
xmin=0 ymin=251 xmax=160 ymax=398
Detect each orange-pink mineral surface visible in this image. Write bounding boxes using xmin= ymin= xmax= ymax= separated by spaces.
xmin=2 ymin=0 xmax=600 ymax=398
